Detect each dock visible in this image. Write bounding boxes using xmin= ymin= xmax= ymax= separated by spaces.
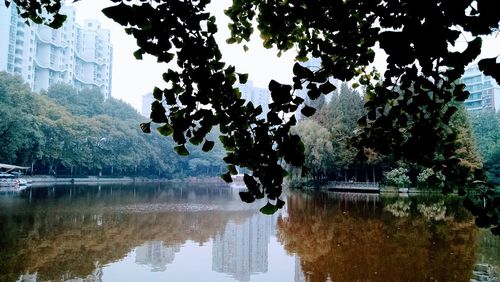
xmin=325 ymin=181 xmax=380 ymax=193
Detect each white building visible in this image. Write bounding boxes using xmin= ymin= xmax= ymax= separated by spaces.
xmin=141 ymin=92 xmax=154 ymax=118
xmin=238 ymin=81 xmax=270 ymax=119
xmin=461 ymin=64 xmax=500 ymax=112
xmin=295 ymin=57 xmax=340 ymax=121
xmin=0 ymin=3 xmax=113 ymax=98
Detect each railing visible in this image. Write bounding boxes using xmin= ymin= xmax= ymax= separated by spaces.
xmin=327 ymin=181 xmax=380 ymax=190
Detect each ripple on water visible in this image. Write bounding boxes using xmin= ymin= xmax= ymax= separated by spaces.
xmin=108 ymin=202 xmax=260 ymax=213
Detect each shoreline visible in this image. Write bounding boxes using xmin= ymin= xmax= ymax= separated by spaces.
xmin=23 ymin=175 xmax=228 ymax=186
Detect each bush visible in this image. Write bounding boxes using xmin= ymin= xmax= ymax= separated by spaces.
xmin=417 ymin=168 xmax=445 ymax=189
xmin=384 ymin=168 xmax=411 ymax=188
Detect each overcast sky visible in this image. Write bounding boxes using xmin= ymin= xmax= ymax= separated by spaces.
xmin=70 ymin=0 xmax=500 ymax=111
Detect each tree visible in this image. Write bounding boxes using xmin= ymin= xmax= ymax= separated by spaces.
xmin=0 ymin=72 xmax=42 ymax=165
xmin=384 ymin=167 xmax=411 ymax=188
xmin=470 ymin=110 xmax=500 ymax=184
xmin=317 ymin=83 xmax=366 ymax=179
xmin=293 ymin=119 xmax=333 ymax=180
xmin=7 ymin=0 xmax=500 ymax=232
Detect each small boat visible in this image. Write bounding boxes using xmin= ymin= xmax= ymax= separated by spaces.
xmin=0 ymin=172 xmax=20 ymax=190
xmin=0 ymin=163 xmax=31 ymax=192
xmin=10 ymin=171 xmax=30 ymax=188
xmin=0 ymin=172 xmax=30 ymax=192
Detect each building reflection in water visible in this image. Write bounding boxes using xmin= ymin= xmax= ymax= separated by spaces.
xmin=135 ymin=241 xmax=181 ymax=272
xmin=17 ymin=266 xmax=103 ymax=282
xmin=294 ymin=256 xmax=306 ymax=282
xmin=212 ymin=212 xmax=277 ymax=282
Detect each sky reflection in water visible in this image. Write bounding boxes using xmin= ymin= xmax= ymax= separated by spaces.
xmin=0 ymin=184 xmax=498 ymax=282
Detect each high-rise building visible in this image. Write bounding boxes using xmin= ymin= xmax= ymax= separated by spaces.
xmin=461 ymin=64 xmax=500 ymax=112
xmin=141 ymin=92 xmax=154 ymax=118
xmin=238 ymin=81 xmax=270 ymax=119
xmin=0 ymin=3 xmax=113 ymax=98
xmin=295 ymin=57 xmax=340 ymax=121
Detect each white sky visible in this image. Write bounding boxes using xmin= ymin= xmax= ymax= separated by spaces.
xmin=70 ymin=0 xmax=500 ymax=111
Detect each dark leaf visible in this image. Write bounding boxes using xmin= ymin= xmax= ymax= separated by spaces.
xmin=478 ymin=57 xmax=500 ymax=84
xmin=319 ymin=81 xmax=336 ymax=94
xmin=189 ymin=136 xmax=203 ymax=145
xmin=150 ymin=101 xmax=168 ymax=123
xmin=260 ymin=202 xmax=279 ymax=215
xmin=174 ymin=145 xmax=189 ymax=156
xmin=140 ymin=122 xmax=151 ymax=133
xmin=157 ymin=124 xmax=173 ymax=136
xmin=102 ymin=2 xmax=131 ymax=26
xmin=221 ymin=172 xmax=232 ymax=183
xmin=202 ymin=140 xmax=215 ymax=152
xmin=239 ymin=191 xmax=255 ymax=203
xmin=301 ymin=105 xmax=316 ymax=117
xmin=48 ymin=14 xmax=67 ymax=28
xmin=133 ymin=49 xmax=145 ymax=60
xmin=276 ymin=198 xmax=285 ymax=209
xmin=293 ymin=63 xmax=313 ymax=78
xmin=152 ymin=87 xmax=163 ymax=100
xmin=238 ymin=73 xmax=249 ymax=84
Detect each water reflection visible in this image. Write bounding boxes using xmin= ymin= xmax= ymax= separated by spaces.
xmin=0 ymin=185 xmax=499 ymax=281
xmin=212 ymin=213 xmax=276 ymax=282
xmin=277 ymin=192 xmax=494 ymax=282
xmin=0 ymin=184 xmax=261 ymax=281
xmin=135 ymin=241 xmax=181 ymax=272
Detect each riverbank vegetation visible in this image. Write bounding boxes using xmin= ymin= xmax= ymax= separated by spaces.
xmin=291 ymin=83 xmax=494 ymax=190
xmin=470 ymin=110 xmax=500 ymax=185
xmin=0 ymin=72 xmax=225 ymax=178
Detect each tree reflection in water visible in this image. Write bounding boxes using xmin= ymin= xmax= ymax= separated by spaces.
xmin=277 ymin=192 xmax=479 ymax=282
xmin=1 ymin=186 xmax=499 ymax=282
xmin=0 ymin=184 xmax=254 ymax=281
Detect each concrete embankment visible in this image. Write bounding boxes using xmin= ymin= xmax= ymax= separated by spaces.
xmin=25 ymin=176 xmax=135 ymax=186
xmin=23 ymin=175 xmax=228 ymax=186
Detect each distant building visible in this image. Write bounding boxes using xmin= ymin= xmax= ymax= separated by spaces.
xmin=295 ymin=57 xmax=340 ymax=121
xmin=461 ymin=64 xmax=500 ymax=112
xmin=141 ymin=92 xmax=153 ymax=118
xmin=238 ymin=81 xmax=270 ymax=119
xmin=0 ymin=3 xmax=113 ymax=98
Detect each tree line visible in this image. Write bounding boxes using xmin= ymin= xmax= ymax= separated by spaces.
xmin=0 ymin=72 xmax=225 ymax=178
xmin=292 ymin=83 xmax=485 ymax=189
xmin=470 ymin=110 xmax=500 ymax=184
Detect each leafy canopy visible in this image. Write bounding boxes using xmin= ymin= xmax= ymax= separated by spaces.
xmin=7 ymin=0 xmax=500 ymax=232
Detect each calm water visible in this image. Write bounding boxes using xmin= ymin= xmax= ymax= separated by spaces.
xmin=0 ymin=184 xmax=499 ymax=282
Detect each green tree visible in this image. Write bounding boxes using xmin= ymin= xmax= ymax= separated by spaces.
xmin=384 ymin=167 xmax=411 ymax=188
xmin=293 ymin=119 xmax=333 ymax=180
xmin=0 ymin=72 xmax=42 ymax=165
xmin=470 ymin=110 xmax=500 ymax=183
xmin=470 ymin=110 xmax=500 ymax=160
xmin=318 ymin=83 xmax=366 ymax=179
xmin=448 ymin=103 xmax=483 ymax=174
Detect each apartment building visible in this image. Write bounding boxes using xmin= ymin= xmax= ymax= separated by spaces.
xmin=0 ymin=3 xmax=113 ymax=98
xmin=461 ymin=64 xmax=500 ymax=112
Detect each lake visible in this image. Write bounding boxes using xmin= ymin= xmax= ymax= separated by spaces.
xmin=0 ymin=184 xmax=499 ymax=282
